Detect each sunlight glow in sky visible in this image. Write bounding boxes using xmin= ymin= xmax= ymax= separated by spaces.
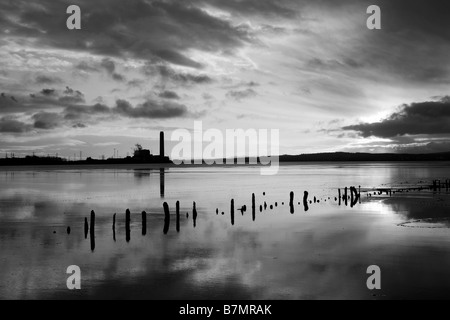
xmin=1 ymin=0 xmax=450 ymax=158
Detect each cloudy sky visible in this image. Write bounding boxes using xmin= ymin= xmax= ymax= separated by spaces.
xmin=1 ymin=0 xmax=450 ymax=159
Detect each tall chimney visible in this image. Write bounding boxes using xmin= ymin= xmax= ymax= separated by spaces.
xmin=160 ymin=131 xmax=165 ymax=157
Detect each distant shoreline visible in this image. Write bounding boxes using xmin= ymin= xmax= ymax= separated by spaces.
xmin=1 ymin=151 xmax=450 ymax=167
xmin=1 ymin=160 xmax=450 ymax=172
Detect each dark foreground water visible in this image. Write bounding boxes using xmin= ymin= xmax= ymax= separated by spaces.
xmin=0 ymin=162 xmax=450 ymax=300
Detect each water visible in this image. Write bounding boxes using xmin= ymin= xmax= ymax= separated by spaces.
xmin=0 ymin=162 xmax=450 ymax=299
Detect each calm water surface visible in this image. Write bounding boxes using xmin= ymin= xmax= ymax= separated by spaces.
xmin=1 ymin=162 xmax=450 ymax=299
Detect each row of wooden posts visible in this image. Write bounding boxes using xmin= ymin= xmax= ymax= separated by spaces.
xmin=78 ymin=180 xmax=449 ymax=252
xmin=81 ymin=187 xmax=363 ymax=247
xmin=81 ymin=180 xmax=448 ymax=245
xmin=337 ymin=186 xmax=361 ymax=208
xmin=81 ymin=179 xmax=449 ymax=246
xmin=365 ymin=179 xmax=450 ymax=197
xmin=80 ymin=184 xmax=437 ymax=252
xmin=82 ymin=201 xmax=199 ymax=251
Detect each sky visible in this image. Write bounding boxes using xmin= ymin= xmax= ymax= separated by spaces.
xmin=1 ymin=0 xmax=450 ymax=159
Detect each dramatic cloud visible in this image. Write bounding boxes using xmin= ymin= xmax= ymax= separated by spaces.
xmin=35 ymin=75 xmax=63 ymax=85
xmin=72 ymin=123 xmax=87 ymax=129
xmin=196 ymin=0 xmax=298 ymax=18
xmin=1 ymin=93 xmax=19 ymax=105
xmin=32 ymin=112 xmax=63 ymax=130
xmin=0 ymin=117 xmax=32 ymax=133
xmin=60 ymin=87 xmax=85 ymax=104
xmin=226 ymin=88 xmax=257 ymax=101
xmin=306 ymin=58 xmax=364 ymax=71
xmin=100 ymin=59 xmax=126 ymax=82
xmin=41 ymin=89 xmax=56 ymax=96
xmin=115 ymin=99 xmax=188 ymax=119
xmin=1 ymin=88 xmax=195 ymax=135
xmin=144 ymin=65 xmax=213 ymax=85
xmin=158 ymin=91 xmax=180 ymax=100
xmin=341 ymin=0 xmax=450 ymax=84
xmin=75 ymin=61 xmax=100 ymax=73
xmin=0 ymin=0 xmax=254 ymax=68
xmin=64 ymin=98 xmax=193 ymax=121
xmin=343 ymin=97 xmax=450 ymax=138
xmin=2 ymin=0 xmax=450 ymax=156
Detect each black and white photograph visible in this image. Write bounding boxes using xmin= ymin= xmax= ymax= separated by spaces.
xmin=1 ymin=0 xmax=450 ymax=304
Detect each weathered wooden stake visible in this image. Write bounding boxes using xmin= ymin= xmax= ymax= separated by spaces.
xmin=142 ymin=211 xmax=147 ymax=236
xmin=289 ymin=191 xmax=295 ymax=214
xmin=163 ymin=203 xmax=170 ymax=235
xmin=176 ymin=201 xmax=180 ymax=233
xmin=113 ymin=213 xmax=116 ymax=242
xmin=252 ymin=193 xmax=256 ymax=222
xmin=303 ymin=191 xmax=309 ymax=212
xmin=193 ymin=202 xmax=198 ymax=228
xmin=344 ymin=187 xmax=348 ymax=206
xmin=231 ymin=199 xmax=235 ymax=226
xmin=126 ymin=209 xmax=131 ymax=242
xmin=84 ymin=217 xmax=89 ymax=239
xmin=90 ymin=210 xmax=95 ymax=252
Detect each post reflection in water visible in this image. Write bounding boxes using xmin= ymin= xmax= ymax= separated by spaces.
xmin=112 ymin=213 xmax=116 ymax=242
xmin=90 ymin=210 xmax=95 ymax=252
xmin=160 ymin=168 xmax=165 ymax=198
xmin=132 ymin=167 xmax=165 ymax=199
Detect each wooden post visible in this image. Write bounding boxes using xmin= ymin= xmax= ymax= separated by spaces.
xmin=90 ymin=211 xmax=95 ymax=234
xmin=84 ymin=217 xmax=89 ymax=239
xmin=350 ymin=187 xmax=354 ymax=207
xmin=303 ymin=191 xmax=309 ymax=212
xmin=359 ymin=186 xmax=362 ymax=204
xmin=350 ymin=187 xmax=359 ymax=208
xmin=142 ymin=211 xmax=147 ymax=236
xmin=176 ymin=201 xmax=180 ymax=233
xmin=193 ymin=202 xmax=197 ymax=228
xmin=252 ymin=193 xmax=256 ymax=222
xmin=160 ymin=168 xmax=165 ymax=198
xmin=90 ymin=210 xmax=95 ymax=252
xmin=231 ymin=199 xmax=235 ymax=226
xmin=344 ymin=187 xmax=348 ymax=206
xmin=113 ymin=213 xmax=116 ymax=242
xmin=126 ymin=209 xmax=131 ymax=242
xmin=290 ymin=191 xmax=295 ymax=214
xmin=163 ymin=203 xmax=170 ymax=235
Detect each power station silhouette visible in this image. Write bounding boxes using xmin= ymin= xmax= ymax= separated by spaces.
xmin=131 ymin=132 xmax=170 ymax=163
xmin=0 ymin=131 xmax=172 ymax=166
